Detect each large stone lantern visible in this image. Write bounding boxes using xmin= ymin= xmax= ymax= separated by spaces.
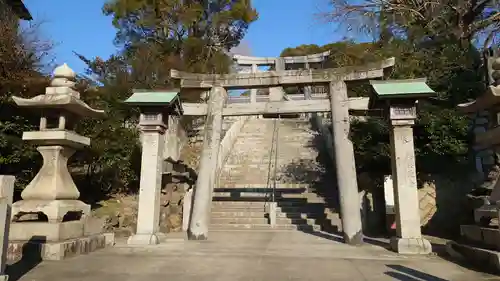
xmin=9 ymin=64 xmax=112 ymax=260
xmin=369 ymin=78 xmax=436 ymax=254
xmin=124 ymin=90 xmax=183 ymax=245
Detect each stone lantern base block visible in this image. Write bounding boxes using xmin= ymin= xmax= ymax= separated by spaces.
xmin=390 ymin=237 xmax=432 ymax=255
xmin=12 ymin=199 xmax=90 ymax=222
xmin=7 ymin=232 xmax=115 ymax=261
xmin=10 ymin=220 xmax=87 ymax=242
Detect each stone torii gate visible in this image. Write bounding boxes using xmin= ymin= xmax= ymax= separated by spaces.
xmin=126 ymin=57 xmax=436 ymax=254
xmin=232 ymin=51 xmax=331 ymax=102
xmin=171 ymin=58 xmax=395 ymax=245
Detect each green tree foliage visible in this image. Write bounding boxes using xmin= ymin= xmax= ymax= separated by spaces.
xmin=308 ymin=0 xmax=498 ymax=176
xmin=324 ymin=0 xmax=500 ymax=48
xmin=67 ymin=0 xmax=258 ymax=196
xmin=280 ymin=39 xmax=476 ymax=175
xmin=0 ymin=6 xmax=52 ymax=188
xmin=102 ymin=0 xmax=257 ymax=75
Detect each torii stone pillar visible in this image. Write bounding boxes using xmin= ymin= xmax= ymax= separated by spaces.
xmin=188 ymin=86 xmax=227 ymax=240
xmin=250 ymin=64 xmax=258 ymax=103
xmin=330 ymin=80 xmax=363 ymax=245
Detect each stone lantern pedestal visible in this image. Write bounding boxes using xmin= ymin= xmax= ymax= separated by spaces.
xmin=7 ymin=64 xmax=114 ymax=261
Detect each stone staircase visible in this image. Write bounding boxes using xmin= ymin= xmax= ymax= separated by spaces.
xmin=211 ymin=118 xmax=341 ymax=232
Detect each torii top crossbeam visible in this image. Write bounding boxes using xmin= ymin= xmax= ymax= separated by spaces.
xmin=232 ymin=51 xmax=332 ymax=66
xmin=170 ymin=58 xmax=395 ymax=90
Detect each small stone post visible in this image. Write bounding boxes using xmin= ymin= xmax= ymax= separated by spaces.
xmin=369 ymin=79 xmax=435 ymax=254
xmin=128 ymin=117 xmax=166 ymax=245
xmin=0 ymin=176 xmax=14 ymax=281
xmin=124 ymin=90 xmax=183 ymax=245
xmin=388 ymin=103 xmax=432 ymax=254
xmin=330 ymin=80 xmax=364 ymax=245
xmin=188 ymin=86 xmax=227 ymax=240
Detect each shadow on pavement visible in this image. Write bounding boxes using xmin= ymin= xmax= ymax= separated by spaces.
xmin=6 ymin=236 xmax=44 ymax=281
xmin=301 ymin=229 xmax=392 ymax=250
xmin=384 ymin=264 xmax=448 ymax=281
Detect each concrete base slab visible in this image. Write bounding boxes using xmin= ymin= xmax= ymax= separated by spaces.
xmin=390 ymin=237 xmax=432 ymax=255
xmin=127 ymin=233 xmax=166 ymax=245
xmin=11 ymin=230 xmax=499 ymax=281
xmin=7 ymin=232 xmax=114 ymax=261
xmin=446 ymin=240 xmax=500 ymax=273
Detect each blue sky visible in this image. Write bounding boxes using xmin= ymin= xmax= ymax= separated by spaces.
xmin=22 ymin=0 xmax=345 ymax=74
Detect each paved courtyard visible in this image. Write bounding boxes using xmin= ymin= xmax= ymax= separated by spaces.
xmin=7 ymin=230 xmax=500 ymax=281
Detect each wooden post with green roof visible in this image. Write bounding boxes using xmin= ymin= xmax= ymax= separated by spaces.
xmin=125 ymin=90 xmax=183 ymax=245
xmin=370 ymin=78 xmax=436 ymax=254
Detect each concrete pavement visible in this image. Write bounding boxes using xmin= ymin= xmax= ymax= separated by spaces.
xmin=7 ymin=230 xmax=500 ymax=281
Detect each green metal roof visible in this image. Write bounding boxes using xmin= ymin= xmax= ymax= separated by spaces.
xmin=125 ymin=90 xmax=180 ymax=105
xmin=369 ymin=78 xmax=436 ymax=99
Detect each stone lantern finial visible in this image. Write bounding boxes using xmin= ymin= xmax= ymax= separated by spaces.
xmin=47 ymin=63 xmax=78 ymax=97
xmin=53 ymin=63 xmax=76 ymax=80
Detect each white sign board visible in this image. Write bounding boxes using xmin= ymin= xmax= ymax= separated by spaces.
xmin=384 ymin=175 xmax=395 ymax=214
xmin=389 ymin=104 xmax=417 ymax=120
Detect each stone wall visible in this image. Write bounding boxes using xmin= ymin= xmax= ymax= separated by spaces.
xmin=357 ymin=172 xmax=475 ymax=237
xmin=468 ymin=110 xmax=495 ymax=178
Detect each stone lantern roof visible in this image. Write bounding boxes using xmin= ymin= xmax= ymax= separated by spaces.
xmin=12 ymin=63 xmax=105 ymax=119
xmin=11 ymin=63 xmax=105 ymax=148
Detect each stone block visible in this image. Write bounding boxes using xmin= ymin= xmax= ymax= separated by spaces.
xmin=461 ymin=225 xmax=483 ymax=242
xmin=446 ymin=241 xmax=500 ymax=273
xmin=477 ymin=149 xmax=494 ymax=157
xmin=476 ymin=117 xmax=489 ymax=125
xmin=474 ymin=126 xmax=487 ymax=134
xmin=9 ymin=221 xmax=85 ymax=242
xmin=484 ymin=156 xmax=496 ymax=165
xmin=390 ymin=237 xmax=432 ymax=255
xmin=7 ymin=232 xmax=113 ymax=261
xmin=479 ymin=110 xmax=490 ymax=117
xmin=482 ymin=228 xmax=500 ymax=250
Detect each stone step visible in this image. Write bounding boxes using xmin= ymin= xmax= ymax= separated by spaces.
xmin=210 ymin=211 xmax=326 ymax=219
xmin=211 ymin=204 xmax=338 ymax=214
xmin=210 ymin=217 xmax=318 ymax=225
xmin=446 ymin=240 xmax=500 ymax=273
xmin=211 ymin=200 xmax=329 ymax=207
xmin=212 ymin=191 xmax=324 ymax=200
xmin=216 ymin=184 xmax=311 ymax=189
xmin=212 ymin=195 xmax=329 ymax=203
xmin=209 ymin=223 xmax=322 ymax=231
xmin=460 ymin=225 xmax=500 ymax=251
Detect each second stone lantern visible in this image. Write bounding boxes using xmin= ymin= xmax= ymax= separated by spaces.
xmin=9 ymin=64 xmax=114 ymax=260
